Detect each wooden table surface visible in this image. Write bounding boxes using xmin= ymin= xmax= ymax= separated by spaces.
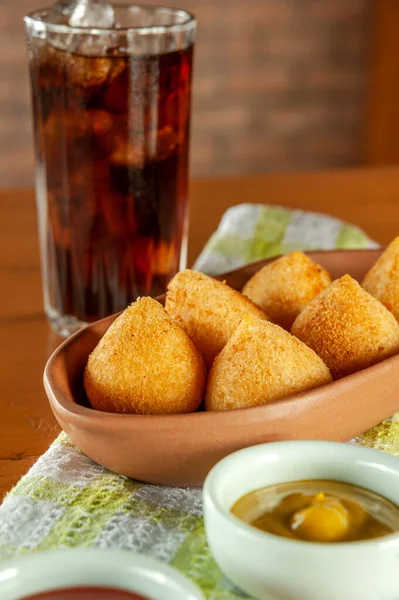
xmin=2 ymin=166 xmax=399 ymax=500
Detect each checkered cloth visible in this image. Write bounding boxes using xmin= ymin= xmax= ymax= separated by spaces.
xmin=1 ymin=204 xmax=398 ymax=600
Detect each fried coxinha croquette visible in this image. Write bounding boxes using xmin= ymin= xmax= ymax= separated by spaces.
xmin=165 ymin=269 xmax=269 ymax=368
xmin=291 ymin=274 xmax=399 ymax=380
xmin=362 ymin=237 xmax=399 ymax=322
xmin=205 ymin=315 xmax=332 ymax=411
xmin=84 ymin=297 xmax=206 ymax=414
xmin=242 ymin=251 xmax=332 ymax=330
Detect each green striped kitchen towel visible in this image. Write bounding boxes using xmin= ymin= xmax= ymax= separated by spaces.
xmin=194 ymin=204 xmax=378 ymax=274
xmin=1 ymin=204 xmax=395 ymax=600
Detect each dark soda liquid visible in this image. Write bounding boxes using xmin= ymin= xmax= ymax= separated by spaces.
xmin=30 ymin=37 xmax=193 ymax=324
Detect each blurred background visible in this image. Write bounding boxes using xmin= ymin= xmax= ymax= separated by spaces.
xmin=0 ymin=0 xmax=397 ymax=186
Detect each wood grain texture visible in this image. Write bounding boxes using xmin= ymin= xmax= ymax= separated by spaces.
xmin=2 ymin=167 xmax=399 ymax=498
xmin=0 ymin=0 xmax=370 ymax=186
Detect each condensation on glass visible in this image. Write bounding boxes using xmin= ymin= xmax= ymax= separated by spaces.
xmin=25 ymin=4 xmax=196 ymax=336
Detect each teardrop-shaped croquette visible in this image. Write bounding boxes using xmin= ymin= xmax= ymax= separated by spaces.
xmin=362 ymin=237 xmax=399 ymax=322
xmin=165 ymin=269 xmax=269 ymax=368
xmin=205 ymin=315 xmax=332 ymax=411
xmin=291 ymin=274 xmax=399 ymax=379
xmin=84 ymin=297 xmax=206 ymax=414
xmin=242 ymin=251 xmax=332 ymax=330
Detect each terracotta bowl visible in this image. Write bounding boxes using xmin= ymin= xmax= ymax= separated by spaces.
xmin=44 ymin=249 xmax=399 ymax=488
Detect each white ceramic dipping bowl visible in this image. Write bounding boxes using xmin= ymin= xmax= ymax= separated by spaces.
xmin=0 ymin=548 xmax=204 ymax=600
xmin=203 ymin=441 xmax=399 ymax=600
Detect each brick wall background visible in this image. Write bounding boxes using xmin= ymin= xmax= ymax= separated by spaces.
xmin=0 ymin=0 xmax=371 ymax=186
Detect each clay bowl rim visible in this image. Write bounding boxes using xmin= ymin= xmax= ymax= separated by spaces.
xmin=44 ymin=247 xmax=398 ymax=431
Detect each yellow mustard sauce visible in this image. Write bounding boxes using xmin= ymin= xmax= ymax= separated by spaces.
xmin=231 ymin=480 xmax=399 ymax=543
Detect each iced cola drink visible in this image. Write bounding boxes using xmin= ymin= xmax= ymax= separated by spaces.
xmin=25 ymin=4 xmax=196 ymax=336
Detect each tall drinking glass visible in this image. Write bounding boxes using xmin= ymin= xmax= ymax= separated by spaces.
xmin=24 ymin=4 xmax=196 ymax=336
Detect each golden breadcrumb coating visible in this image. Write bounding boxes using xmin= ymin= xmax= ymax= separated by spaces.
xmin=242 ymin=251 xmax=332 ymax=330
xmin=205 ymin=315 xmax=332 ymax=411
xmin=165 ymin=269 xmax=269 ymax=368
xmin=84 ymin=297 xmax=206 ymax=414
xmin=362 ymin=237 xmax=399 ymax=322
xmin=291 ymin=274 xmax=399 ymax=379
